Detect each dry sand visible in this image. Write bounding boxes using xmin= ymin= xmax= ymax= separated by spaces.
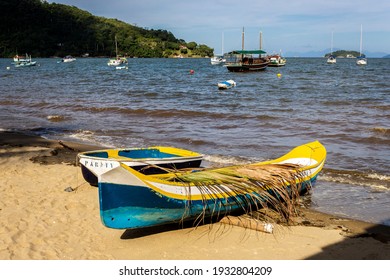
xmin=0 ymin=131 xmax=389 ymax=260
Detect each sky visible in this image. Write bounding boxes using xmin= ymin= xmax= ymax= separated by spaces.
xmin=47 ymin=0 xmax=390 ymax=56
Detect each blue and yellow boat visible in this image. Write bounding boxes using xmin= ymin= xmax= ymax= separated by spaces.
xmin=78 ymin=146 xmax=203 ymax=186
xmin=98 ymin=141 xmax=326 ymax=229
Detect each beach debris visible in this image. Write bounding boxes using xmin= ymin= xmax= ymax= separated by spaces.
xmin=220 ymin=216 xmax=274 ymax=233
xmin=64 ymin=186 xmax=74 ymax=192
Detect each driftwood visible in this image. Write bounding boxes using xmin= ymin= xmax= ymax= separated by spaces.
xmin=219 ymin=216 xmax=274 ymax=234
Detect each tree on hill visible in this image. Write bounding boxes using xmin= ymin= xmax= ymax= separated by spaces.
xmin=324 ymin=50 xmax=362 ymax=58
xmin=0 ymin=0 xmax=213 ymax=58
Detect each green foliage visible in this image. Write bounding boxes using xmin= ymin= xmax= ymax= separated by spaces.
xmin=0 ymin=0 xmax=213 ymax=58
xmin=324 ymin=50 xmax=362 ymax=58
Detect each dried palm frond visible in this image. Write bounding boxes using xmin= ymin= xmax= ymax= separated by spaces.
xmin=169 ymin=163 xmax=309 ymax=226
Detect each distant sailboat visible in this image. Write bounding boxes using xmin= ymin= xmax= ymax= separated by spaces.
xmin=356 ymin=25 xmax=367 ymax=65
xmin=211 ymin=32 xmax=226 ymax=65
xmin=327 ymin=31 xmax=336 ymax=64
xmin=108 ymin=35 xmax=127 ymax=66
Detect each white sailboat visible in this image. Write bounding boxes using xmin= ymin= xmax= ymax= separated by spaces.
xmin=327 ymin=31 xmax=336 ymax=64
xmin=210 ymin=32 xmax=226 ymax=65
xmin=356 ymin=25 xmax=367 ymax=65
xmin=108 ymin=35 xmax=127 ymax=66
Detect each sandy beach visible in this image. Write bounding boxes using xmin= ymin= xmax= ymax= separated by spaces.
xmin=0 ymin=130 xmax=389 ymax=260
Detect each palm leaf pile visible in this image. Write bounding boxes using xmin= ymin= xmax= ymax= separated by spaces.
xmin=161 ymin=163 xmax=309 ymax=226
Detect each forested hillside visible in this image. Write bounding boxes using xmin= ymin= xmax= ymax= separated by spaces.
xmin=0 ymin=0 xmax=213 ymax=58
xmin=324 ymin=50 xmax=362 ymax=58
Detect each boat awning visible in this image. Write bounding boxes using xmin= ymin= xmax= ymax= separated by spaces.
xmin=231 ymin=50 xmax=267 ymax=55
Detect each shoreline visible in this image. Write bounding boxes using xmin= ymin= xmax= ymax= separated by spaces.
xmin=0 ymin=130 xmax=389 ymax=260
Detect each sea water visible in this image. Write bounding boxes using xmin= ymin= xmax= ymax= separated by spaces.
xmin=0 ymin=57 xmax=389 ymax=225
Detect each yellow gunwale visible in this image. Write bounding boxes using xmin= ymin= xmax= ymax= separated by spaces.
xmin=118 ymin=141 xmax=327 ymax=201
xmin=78 ymin=146 xmax=203 ymax=161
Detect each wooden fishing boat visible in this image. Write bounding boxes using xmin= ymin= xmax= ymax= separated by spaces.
xmin=225 ymin=28 xmax=269 ymax=72
xmin=225 ymin=50 xmax=269 ymax=72
xmin=98 ymin=141 xmax=326 ymax=229
xmin=78 ymin=146 xmax=203 ymax=186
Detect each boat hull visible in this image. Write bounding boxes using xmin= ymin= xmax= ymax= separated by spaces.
xmin=99 ymin=177 xmax=317 ymax=229
xmin=98 ymin=141 xmax=326 ymax=229
xmin=226 ymin=61 xmax=269 ymax=72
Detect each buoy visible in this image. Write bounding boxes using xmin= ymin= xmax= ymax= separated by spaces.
xmin=277 ymin=73 xmax=282 ymax=78
xmin=6 ymin=66 xmax=10 ymax=70
xmin=189 ymin=69 xmax=194 ymax=74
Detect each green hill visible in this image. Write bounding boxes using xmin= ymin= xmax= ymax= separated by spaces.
xmin=0 ymin=0 xmax=213 ymax=58
xmin=324 ymin=50 xmax=362 ymax=58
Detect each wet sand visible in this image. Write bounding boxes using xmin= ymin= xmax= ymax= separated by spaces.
xmin=0 ymin=130 xmax=389 ymax=260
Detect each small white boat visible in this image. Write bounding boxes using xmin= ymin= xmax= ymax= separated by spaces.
xmin=13 ymin=54 xmax=37 ymax=67
xmin=108 ymin=35 xmax=128 ymax=66
xmin=327 ymin=55 xmax=336 ymax=64
xmin=62 ymin=55 xmax=76 ymax=63
xmin=211 ymin=32 xmax=226 ymax=65
xmin=116 ymin=65 xmax=128 ymax=70
xmin=356 ymin=25 xmax=367 ymax=66
xmin=326 ymin=31 xmax=336 ymax=64
xmin=218 ymin=79 xmax=236 ymax=89
xmin=211 ymin=56 xmax=226 ymax=65
xmin=356 ymin=57 xmax=367 ymax=65
xmin=268 ymin=54 xmax=287 ymax=67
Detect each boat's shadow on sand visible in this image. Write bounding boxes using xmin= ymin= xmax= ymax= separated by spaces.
xmin=120 ymin=218 xmax=222 ymax=240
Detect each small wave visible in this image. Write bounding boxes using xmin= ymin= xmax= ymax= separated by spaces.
xmin=371 ymin=127 xmax=390 ymax=135
xmin=47 ymin=115 xmax=67 ymax=122
xmin=203 ymin=154 xmax=254 ymax=167
xmin=321 ymin=168 xmax=390 ymax=191
xmin=0 ymin=99 xmax=24 ymax=106
xmin=322 ymin=100 xmax=352 ymax=106
xmin=68 ymin=130 xmax=100 ymax=145
xmin=369 ymin=104 xmax=390 ymax=111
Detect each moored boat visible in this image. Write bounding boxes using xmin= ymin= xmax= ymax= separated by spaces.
xmin=210 ymin=56 xmax=226 ymax=65
xmin=13 ymin=54 xmax=30 ymax=64
xmin=218 ymin=79 xmax=236 ymax=89
xmin=327 ymin=55 xmax=336 ymax=64
xmin=108 ymin=56 xmax=128 ymax=66
xmin=62 ymin=55 xmax=76 ymax=63
xmin=356 ymin=25 xmax=367 ymax=65
xmin=225 ymin=50 xmax=269 ymax=72
xmin=225 ymin=28 xmax=269 ymax=72
xmin=326 ymin=31 xmax=337 ymax=64
xmin=78 ymin=146 xmax=203 ymax=186
xmin=107 ymin=35 xmax=128 ymax=66
xmin=268 ymin=54 xmax=286 ymax=67
xmin=98 ymin=141 xmax=326 ymax=229
xmin=13 ymin=54 xmax=37 ymax=67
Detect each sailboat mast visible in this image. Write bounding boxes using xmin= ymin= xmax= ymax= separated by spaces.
xmin=222 ymin=32 xmax=224 ymax=56
xmin=359 ymin=24 xmax=363 ymax=56
xmin=242 ymin=27 xmax=245 ymax=50
xmin=331 ymin=31 xmax=333 ymax=54
xmin=115 ymin=35 xmax=118 ymax=59
xmin=259 ymin=31 xmax=263 ymax=50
